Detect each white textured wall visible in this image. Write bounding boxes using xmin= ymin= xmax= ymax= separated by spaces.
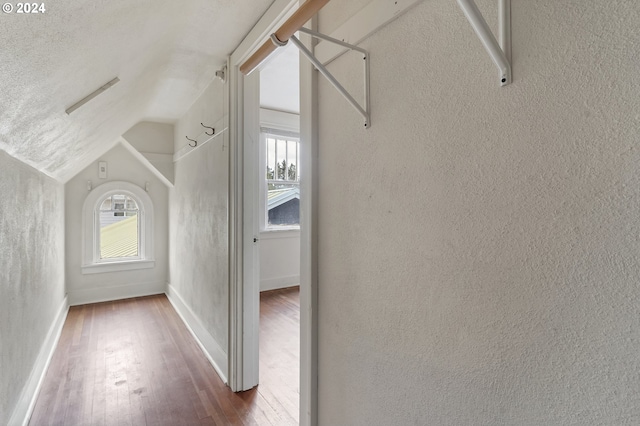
xmin=260 ymin=230 xmax=301 ymax=291
xmin=123 ymin=121 xmax=175 ymax=183
xmin=175 ymin=82 xmax=225 ymax=154
xmin=65 ymin=144 xmax=168 ymax=304
xmin=316 ymin=1 xmax=640 ymax=425
xmin=169 ymin=79 xmax=228 ymax=352
xmin=0 ymin=151 xmax=65 ymax=425
xmin=123 ymin=121 xmax=174 ymax=154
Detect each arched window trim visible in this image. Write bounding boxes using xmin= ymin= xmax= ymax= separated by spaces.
xmin=82 ymin=181 xmax=154 ymax=275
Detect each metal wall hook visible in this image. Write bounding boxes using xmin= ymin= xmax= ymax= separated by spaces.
xmin=201 ymin=123 xmax=215 ymax=136
xmin=186 ymin=136 xmax=198 ymax=147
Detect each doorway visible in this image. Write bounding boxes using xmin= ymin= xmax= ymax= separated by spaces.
xmin=257 ymin=40 xmax=302 ymax=423
xmin=227 ymin=0 xmax=317 ymax=425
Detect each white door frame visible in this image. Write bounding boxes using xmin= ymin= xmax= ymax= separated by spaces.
xmin=228 ymin=1 xmax=318 ymax=424
xmin=298 ymin=19 xmax=319 ymax=426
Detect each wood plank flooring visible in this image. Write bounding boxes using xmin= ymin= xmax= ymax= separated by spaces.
xmin=29 ymin=288 xmax=300 ymax=426
xmin=258 ymin=287 xmax=300 ymax=425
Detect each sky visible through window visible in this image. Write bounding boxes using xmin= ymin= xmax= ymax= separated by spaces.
xmin=266 ymin=137 xmax=299 ymax=182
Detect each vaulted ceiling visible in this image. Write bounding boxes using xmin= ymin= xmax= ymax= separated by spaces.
xmin=260 ymin=42 xmax=300 ymax=115
xmin=0 ymin=0 xmax=274 ymax=181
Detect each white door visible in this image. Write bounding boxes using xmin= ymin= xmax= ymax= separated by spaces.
xmin=241 ymin=68 xmax=261 ymax=389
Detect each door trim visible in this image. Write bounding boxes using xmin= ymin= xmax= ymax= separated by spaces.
xmin=298 ymin=18 xmax=319 ymax=426
xmin=229 ymin=8 xmax=318 ymax=426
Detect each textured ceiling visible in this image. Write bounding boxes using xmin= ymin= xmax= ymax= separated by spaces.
xmin=0 ymin=0 xmax=273 ymax=181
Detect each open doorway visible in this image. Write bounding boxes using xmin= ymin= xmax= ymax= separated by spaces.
xmin=257 ymin=41 xmax=301 ymax=424
xmin=228 ymin=0 xmax=317 ymax=424
xmin=259 ymin=42 xmax=301 ymax=292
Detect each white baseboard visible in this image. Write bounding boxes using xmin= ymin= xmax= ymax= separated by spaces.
xmin=260 ymin=274 xmax=300 ymax=292
xmin=166 ymin=283 xmax=228 ymax=384
xmin=68 ymin=281 xmax=165 ymax=306
xmin=9 ymin=296 xmax=69 ymax=426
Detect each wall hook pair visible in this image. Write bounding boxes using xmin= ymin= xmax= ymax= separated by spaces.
xmin=186 ymin=124 xmax=215 ymax=148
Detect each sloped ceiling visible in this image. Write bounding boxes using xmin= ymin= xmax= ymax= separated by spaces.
xmin=0 ymin=0 xmax=273 ymax=181
xmin=260 ymin=42 xmax=300 ymax=114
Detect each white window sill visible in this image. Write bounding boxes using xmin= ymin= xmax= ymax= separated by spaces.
xmin=82 ymin=259 xmax=155 ymax=275
xmin=262 ymin=225 xmax=300 ymax=232
xmin=260 ymin=228 xmax=301 ymax=239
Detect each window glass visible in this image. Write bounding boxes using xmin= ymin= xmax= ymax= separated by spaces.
xmin=98 ymin=194 xmax=139 ymax=259
xmin=286 ymin=140 xmax=297 ymax=180
xmin=265 ymin=134 xmax=300 ymax=228
xmin=267 ymin=138 xmax=276 ymax=180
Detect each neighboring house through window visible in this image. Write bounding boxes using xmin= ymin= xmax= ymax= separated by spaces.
xmin=263 ymin=132 xmax=300 ymax=229
xmin=82 ymin=181 xmax=154 ymax=274
xmin=99 ymin=194 xmax=139 ymax=259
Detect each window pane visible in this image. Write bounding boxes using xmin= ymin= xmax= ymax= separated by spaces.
xmin=286 ymin=140 xmax=297 ymax=180
xmin=267 ymin=138 xmax=276 ymax=180
xmin=100 ymin=213 xmax=138 ymax=258
xmin=264 ymin=135 xmax=301 ymax=228
xmin=100 ymin=195 xmax=138 ymax=211
xmin=267 ymin=183 xmax=299 ymax=226
xmin=125 ymin=196 xmax=137 ymax=210
xmin=98 ymin=194 xmax=139 ymax=259
xmin=276 ymin=139 xmax=287 ymax=180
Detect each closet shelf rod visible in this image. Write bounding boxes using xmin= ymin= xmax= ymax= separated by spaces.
xmin=240 ymin=0 xmax=330 ymax=75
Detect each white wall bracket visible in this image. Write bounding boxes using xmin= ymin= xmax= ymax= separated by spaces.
xmin=288 ymin=27 xmax=371 ymax=128
xmin=457 ymin=0 xmax=512 ymax=86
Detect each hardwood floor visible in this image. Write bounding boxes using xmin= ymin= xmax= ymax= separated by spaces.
xmin=259 ymin=287 xmax=300 ymax=425
xmin=29 ymin=288 xmax=300 ymax=426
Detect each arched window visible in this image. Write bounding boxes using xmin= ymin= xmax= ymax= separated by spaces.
xmin=82 ymin=181 xmax=154 ymax=274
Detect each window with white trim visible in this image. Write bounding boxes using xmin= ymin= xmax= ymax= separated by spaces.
xmin=263 ymin=132 xmax=300 ymax=229
xmin=82 ymin=181 xmax=154 ymax=274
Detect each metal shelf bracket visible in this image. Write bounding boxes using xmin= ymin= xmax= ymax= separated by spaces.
xmin=457 ymin=0 xmax=512 ymax=86
xmin=287 ymin=27 xmax=371 ymax=128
